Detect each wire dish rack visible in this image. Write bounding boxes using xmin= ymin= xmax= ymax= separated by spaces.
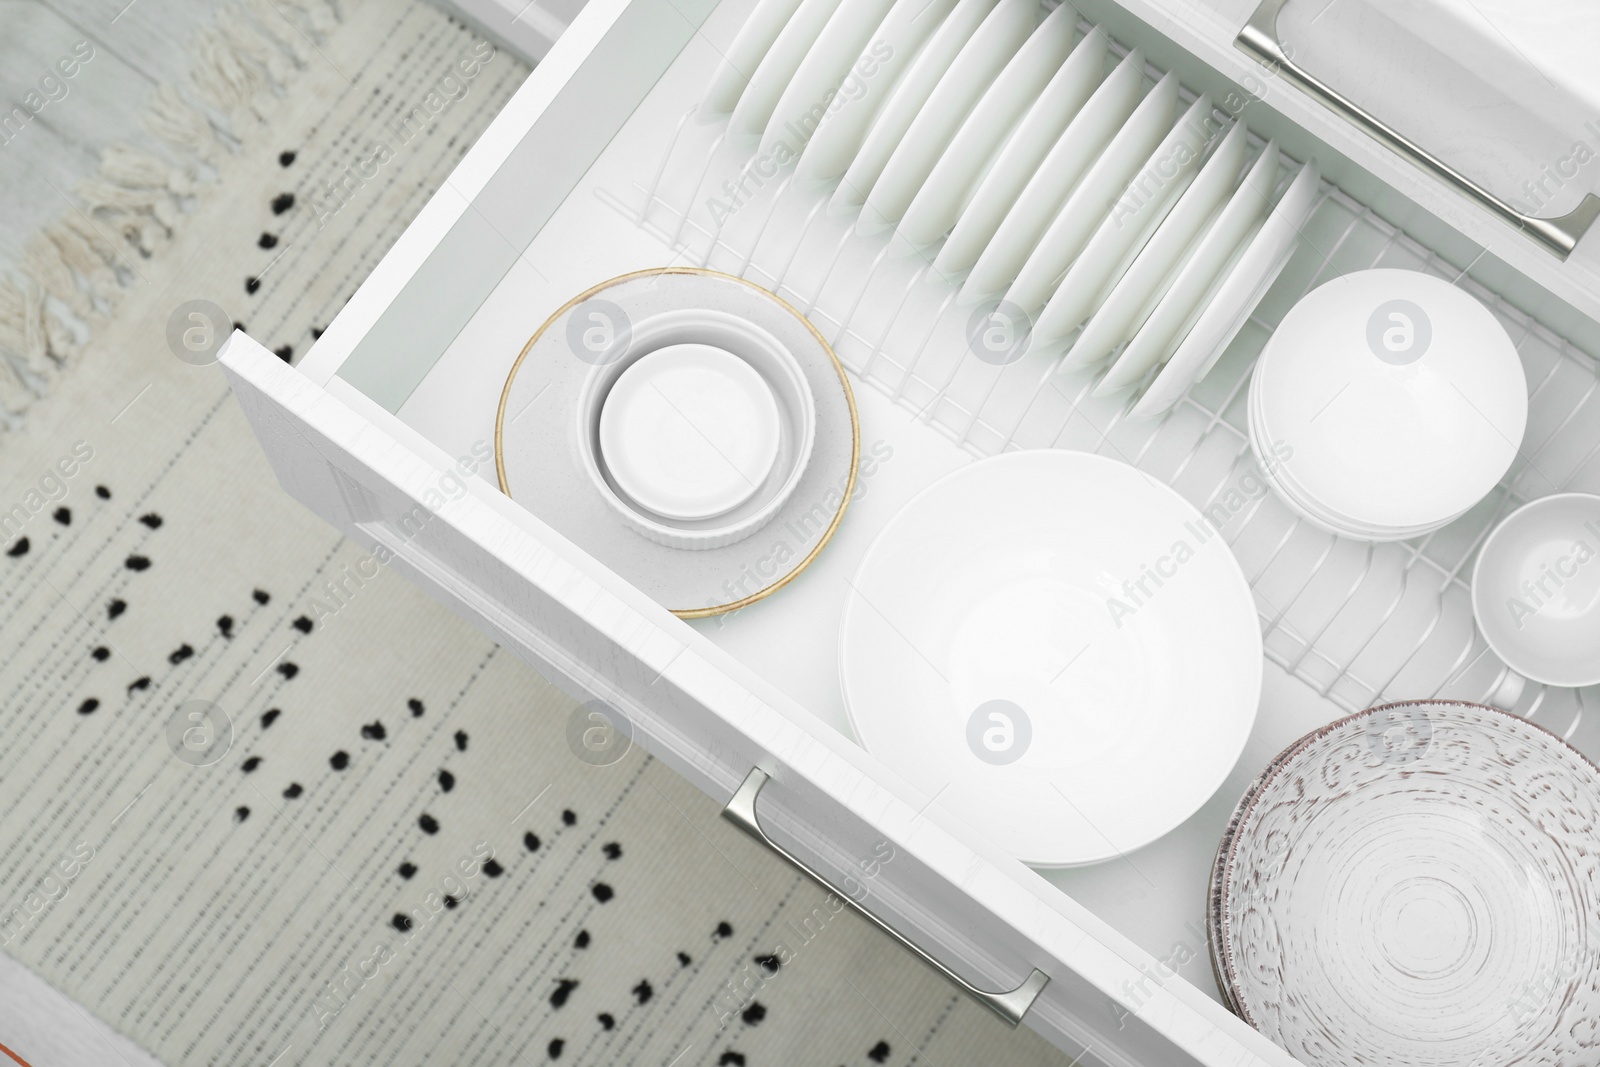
xmin=592 ymin=20 xmax=1600 ymax=754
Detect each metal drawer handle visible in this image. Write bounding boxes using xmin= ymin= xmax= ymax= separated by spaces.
xmin=1235 ymin=0 xmax=1600 ymax=260
xmin=722 ymin=767 xmax=1050 ymax=1027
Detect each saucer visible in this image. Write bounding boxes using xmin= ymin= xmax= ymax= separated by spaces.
xmin=839 ymin=450 xmax=1262 ymax=866
xmin=496 ymin=268 xmax=859 ymax=618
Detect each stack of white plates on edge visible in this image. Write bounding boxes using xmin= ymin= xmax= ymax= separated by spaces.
xmin=1247 ymin=269 xmax=1528 ymax=543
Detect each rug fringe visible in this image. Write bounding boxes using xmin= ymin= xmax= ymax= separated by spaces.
xmin=1 ymin=0 xmax=353 ymax=425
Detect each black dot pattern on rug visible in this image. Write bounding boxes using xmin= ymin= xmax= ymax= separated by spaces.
xmin=596 ymin=1013 xmax=614 ymax=1031
xmin=278 ymin=150 xmax=295 ymax=166
xmin=677 ymin=951 xmax=690 ymax=967
xmin=261 ymin=708 xmax=281 ymax=729
xmin=631 ymin=979 xmax=652 ymax=1005
xmin=392 ymin=913 xmax=412 ymax=932
xmin=453 ymin=730 xmax=468 ymax=751
xmin=311 ymin=326 xmax=324 ymax=340
xmin=561 ymin=809 xmax=575 ymax=826
xmin=741 ymin=1002 xmax=766 ymax=1026
xmin=397 ymin=862 xmax=416 ymax=880
xmin=573 ymin=930 xmax=589 ymax=949
xmin=91 ymin=647 xmax=110 ymax=662
xmin=217 ymin=615 xmax=234 ymax=638
xmin=867 ymin=1041 xmax=891 ymax=1063
xmin=437 ymin=769 xmax=454 ymax=792
xmin=482 ymin=858 xmax=502 ymax=878
xmin=755 ymin=954 xmax=780 ymax=974
xmin=292 ymin=615 xmax=313 ymax=633
xmin=419 ymin=813 xmax=439 ymax=834
xmin=277 ymin=663 xmax=298 ymax=680
xmin=329 ymin=751 xmax=349 ymax=770
xmin=591 ymin=883 xmax=613 ymax=904
xmin=524 ymin=832 xmax=540 ymax=852
xmin=168 ymin=644 xmax=194 ymax=665
xmin=714 ymin=921 xmax=733 ymax=940
xmin=95 ymin=485 xmax=110 ymax=499
xmin=76 ymin=698 xmax=99 ymax=715
xmin=241 ymin=756 xmax=262 ymax=773
xmin=273 ymin=345 xmax=293 ymax=362
xmin=124 ymin=555 xmax=150 ymax=571
xmin=126 ymin=677 xmax=149 ymax=694
xmin=602 ymin=842 xmax=621 ymax=860
xmin=232 ymin=321 xmax=246 ymax=334
xmin=6 ymin=538 xmax=28 ymax=557
xmin=547 ymin=1038 xmax=564 ymax=1060
xmin=361 ymin=720 xmax=387 ymax=742
xmin=138 ymin=512 xmax=162 ymax=528
xmin=245 ymin=277 xmax=260 ymax=295
xmin=408 ymin=698 xmax=424 ymax=717
xmin=107 ymin=598 xmax=126 ymax=619
xmin=253 ymin=589 xmax=270 ymax=604
xmin=258 ymin=232 xmax=279 ymax=249
xmin=234 ymin=806 xmax=250 ymax=823
xmin=443 ymin=895 xmax=459 ymax=909
xmin=550 ymin=979 xmax=578 ymax=1008
xmin=717 ymin=1052 xmax=745 ymax=1066
xmin=52 ymin=507 xmax=70 ymax=525
xmin=283 ymin=783 xmax=303 ymax=799
xmin=270 ymin=192 xmax=294 ymax=214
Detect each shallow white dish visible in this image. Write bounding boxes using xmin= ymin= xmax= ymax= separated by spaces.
xmin=729 ymin=0 xmax=848 ymax=137
xmin=960 ymin=49 xmax=1146 ymax=301
xmin=1213 ymin=700 xmax=1600 ymax=1067
xmin=700 ymin=0 xmax=809 ymax=117
xmin=1100 ymin=141 xmax=1279 ymax=393
xmin=1246 ymin=267 xmax=1527 ymax=528
xmin=933 ymin=26 xmax=1107 ymax=274
xmin=831 ymin=0 xmax=999 ymax=208
xmin=599 ymin=343 xmax=782 ymax=520
xmin=758 ymin=0 xmax=899 ymax=157
xmin=857 ymin=0 xmax=1035 ymax=231
xmin=1472 ymin=493 xmax=1600 ymax=689
xmin=839 ymin=450 xmax=1262 ymax=866
xmin=1131 ymin=156 xmax=1318 ymax=418
xmin=1001 ymin=71 xmax=1179 ymax=313
xmin=792 ymin=0 xmax=957 ymax=181
xmin=1033 ymin=92 xmax=1215 ymax=345
xmin=1081 ymin=121 xmax=1247 ymax=379
xmin=894 ymin=0 xmax=1079 ymax=248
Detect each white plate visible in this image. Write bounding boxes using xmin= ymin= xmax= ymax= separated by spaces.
xmin=1032 ymin=92 xmax=1215 ymax=345
xmin=729 ymin=0 xmax=849 ymax=137
xmin=857 ymin=0 xmax=1036 ymax=230
xmin=839 ymin=450 xmax=1262 ymax=866
xmin=1214 ymin=701 xmax=1600 ymax=1067
xmin=793 ymin=0 xmax=959 ymax=181
xmin=700 ymin=0 xmax=810 ymax=118
xmin=1002 ymin=72 xmax=1179 ymax=314
xmin=934 ymin=27 xmax=1107 ymax=273
xmin=1134 ymin=160 xmax=1320 ymax=418
xmin=1080 ymin=121 xmax=1248 ymax=380
xmin=831 ymin=0 xmax=1000 ymax=208
xmin=1472 ymin=493 xmax=1600 ymax=688
xmin=958 ymin=48 xmax=1144 ymax=300
xmin=1097 ymin=141 xmax=1278 ymax=393
xmin=893 ymin=0 xmax=1079 ymax=248
xmin=758 ymin=0 xmax=900 ymax=156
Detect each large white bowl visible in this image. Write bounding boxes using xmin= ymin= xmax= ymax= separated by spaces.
xmin=839 ymin=450 xmax=1262 ymax=866
xmin=1253 ymin=269 xmax=1527 ymax=534
xmin=1472 ymin=492 xmax=1600 ymax=688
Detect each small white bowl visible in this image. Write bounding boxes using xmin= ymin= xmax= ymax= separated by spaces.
xmin=576 ymin=308 xmax=815 ymax=551
xmin=1472 ymin=492 xmax=1600 ymax=690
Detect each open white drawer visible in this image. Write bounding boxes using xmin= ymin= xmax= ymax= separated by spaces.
xmin=218 ymin=0 xmax=1600 ymax=1063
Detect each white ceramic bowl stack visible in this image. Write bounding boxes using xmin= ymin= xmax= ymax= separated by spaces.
xmin=697 ymin=0 xmax=1324 ymax=414
xmin=1247 ymin=269 xmax=1528 ymax=543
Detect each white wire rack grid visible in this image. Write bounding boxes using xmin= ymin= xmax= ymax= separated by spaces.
xmin=594 ymin=20 xmax=1600 ymax=752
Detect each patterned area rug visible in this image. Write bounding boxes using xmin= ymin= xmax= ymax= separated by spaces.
xmin=0 ymin=1 xmax=1076 ymax=1065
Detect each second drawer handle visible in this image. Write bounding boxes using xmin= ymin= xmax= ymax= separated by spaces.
xmin=722 ymin=767 xmax=1051 ymax=1027
xmin=1235 ymin=0 xmax=1600 ymax=260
